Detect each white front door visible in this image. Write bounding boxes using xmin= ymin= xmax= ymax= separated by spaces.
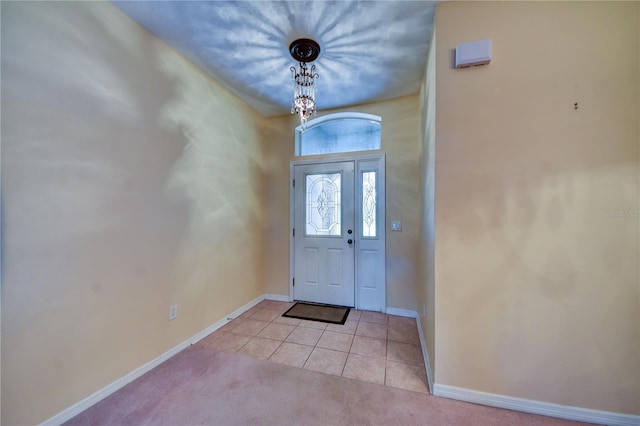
xmin=293 ymin=161 xmax=355 ymax=306
xmin=291 ymin=155 xmax=386 ymax=311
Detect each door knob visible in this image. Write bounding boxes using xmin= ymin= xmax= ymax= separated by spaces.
xmin=347 ymin=239 xmax=353 ymax=244
xmin=347 ymin=229 xmax=353 ymax=234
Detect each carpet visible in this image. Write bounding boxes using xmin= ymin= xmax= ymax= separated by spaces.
xmin=282 ymin=302 xmax=350 ymax=324
xmin=64 ymin=346 xmax=585 ymax=426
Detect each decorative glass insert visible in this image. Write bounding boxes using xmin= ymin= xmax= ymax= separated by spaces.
xmin=362 ymin=171 xmax=377 ymax=237
xmin=295 ymin=112 xmax=382 ymax=156
xmin=306 ymin=173 xmax=341 ymax=236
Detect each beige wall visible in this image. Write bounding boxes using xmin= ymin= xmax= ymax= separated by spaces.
xmin=262 ymin=114 xmax=296 ymax=296
xmin=418 ymin=28 xmax=437 ymax=382
xmin=434 ymin=1 xmax=639 ymax=414
xmin=263 ymin=96 xmax=423 ymax=311
xmin=1 ymin=2 xmax=266 ymax=424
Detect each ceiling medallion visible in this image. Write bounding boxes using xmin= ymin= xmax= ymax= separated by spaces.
xmin=289 ymin=38 xmax=320 ymax=127
xmin=289 ymin=39 xmax=320 ymax=62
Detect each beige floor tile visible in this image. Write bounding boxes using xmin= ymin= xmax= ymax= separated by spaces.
xmin=206 ymin=331 xmax=251 ymax=353
xmin=269 ymin=342 xmax=313 ymax=368
xmin=387 ymin=341 xmax=425 ymax=366
xmin=388 ymin=315 xmax=417 ymax=329
xmin=195 ymin=332 xmax=220 ymax=348
xmin=249 ymin=308 xmax=282 ymax=322
xmin=387 ymin=325 xmax=420 ymax=346
xmin=385 ymin=360 xmax=428 ymax=393
xmin=257 ymin=323 xmax=296 ymax=340
xmin=273 ymin=316 xmax=302 ymax=326
xmin=239 ymin=307 xmax=261 ymax=319
xmin=298 ymin=319 xmax=328 ymax=330
xmin=360 ymin=311 xmax=389 ymax=324
xmin=218 ymin=318 xmax=247 ymax=332
xmin=325 ymin=319 xmax=358 ymax=334
xmin=285 ymin=326 xmax=324 ymax=346
xmin=355 ymin=321 xmax=387 ymax=340
xmin=258 ymin=300 xmax=294 ymax=311
xmin=303 ymin=347 xmax=348 ymax=376
xmin=342 ymin=353 xmax=386 ymax=385
xmin=238 ymin=337 xmax=282 ymax=360
xmin=231 ymin=319 xmax=270 ymax=336
xmin=347 ymin=310 xmax=363 ymax=321
xmin=349 ymin=335 xmax=387 ymax=359
xmin=316 ymin=330 xmax=354 ymax=352
xmin=206 ymin=307 xmax=432 ymax=394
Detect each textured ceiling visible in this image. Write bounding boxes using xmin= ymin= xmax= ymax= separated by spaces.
xmin=113 ymin=1 xmax=436 ymax=117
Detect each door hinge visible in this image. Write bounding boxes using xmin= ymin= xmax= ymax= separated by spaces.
xmin=292 ymin=179 xmax=295 ymax=187
xmin=292 ymin=278 xmax=295 ymax=287
xmin=292 ymin=228 xmax=295 ymax=237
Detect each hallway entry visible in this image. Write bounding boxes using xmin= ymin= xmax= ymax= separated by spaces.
xmin=291 ymin=155 xmax=386 ymax=311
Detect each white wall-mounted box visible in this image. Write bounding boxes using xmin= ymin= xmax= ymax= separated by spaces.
xmin=455 ymin=39 xmax=492 ymax=68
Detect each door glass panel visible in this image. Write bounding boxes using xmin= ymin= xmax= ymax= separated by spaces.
xmin=362 ymin=171 xmax=377 ymax=237
xmin=306 ymin=173 xmax=342 ymax=236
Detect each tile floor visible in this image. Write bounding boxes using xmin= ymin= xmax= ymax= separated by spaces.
xmin=196 ymin=300 xmax=429 ymax=393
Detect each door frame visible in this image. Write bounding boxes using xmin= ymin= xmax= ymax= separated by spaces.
xmin=289 ymin=153 xmax=386 ymax=311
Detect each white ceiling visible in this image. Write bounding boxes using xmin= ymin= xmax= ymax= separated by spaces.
xmin=113 ymin=1 xmax=436 ymax=117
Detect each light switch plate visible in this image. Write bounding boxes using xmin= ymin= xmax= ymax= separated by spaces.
xmin=391 ymin=221 xmax=402 ymax=231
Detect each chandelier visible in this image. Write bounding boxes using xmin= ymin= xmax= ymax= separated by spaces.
xmin=289 ymin=38 xmax=320 ymax=126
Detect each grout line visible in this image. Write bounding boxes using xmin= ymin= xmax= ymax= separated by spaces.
xmin=339 ymin=354 xmax=348 ymax=377
xmin=383 ymin=344 xmax=388 ymax=386
xmin=235 ymin=337 xmax=251 ymax=353
xmin=266 ymin=340 xmax=284 ymax=361
xmin=301 ymin=348 xmax=313 ymax=369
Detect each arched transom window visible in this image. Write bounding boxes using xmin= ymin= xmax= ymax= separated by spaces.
xmin=295 ymin=112 xmax=382 ymax=156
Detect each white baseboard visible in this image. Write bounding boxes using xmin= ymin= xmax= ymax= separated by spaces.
xmin=385 ymin=307 xmax=417 ymax=318
xmin=433 ymin=384 xmax=640 ymax=426
xmin=41 ymin=294 xmax=265 ymax=426
xmin=415 ymin=313 xmax=434 ymax=394
xmin=264 ymin=293 xmax=290 ymax=302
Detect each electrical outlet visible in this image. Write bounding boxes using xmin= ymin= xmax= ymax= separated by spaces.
xmin=169 ymin=304 xmax=178 ymax=320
